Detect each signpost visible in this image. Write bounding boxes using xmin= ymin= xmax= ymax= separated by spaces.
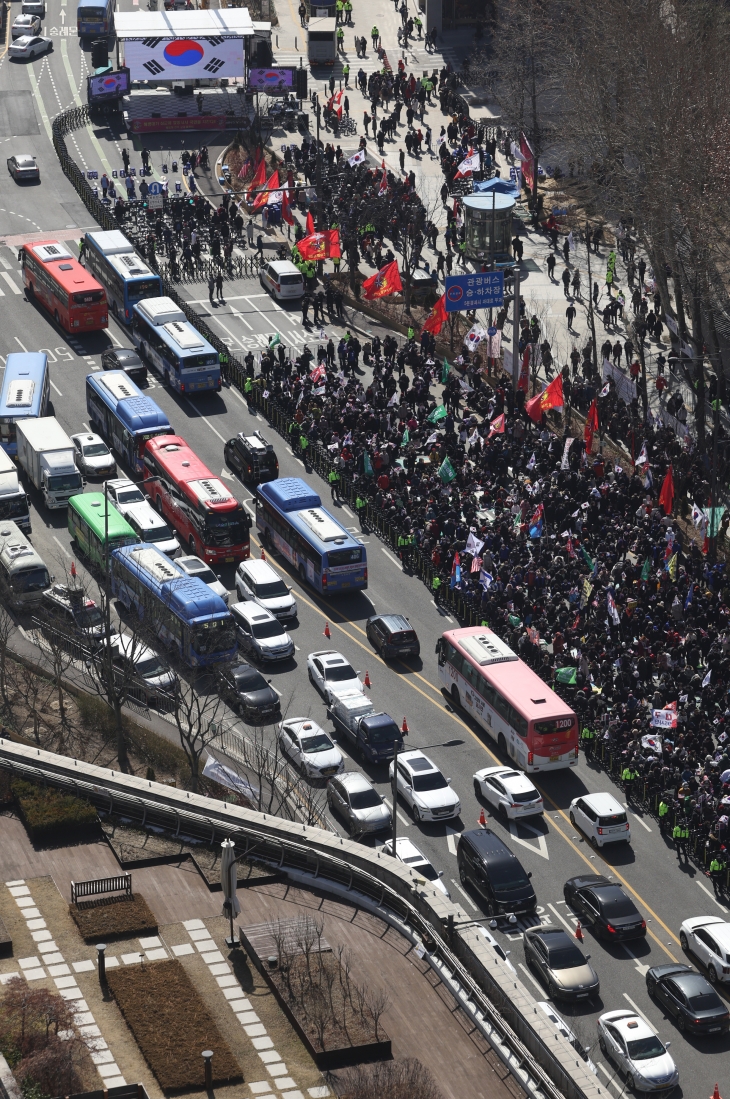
xmin=147 ymin=180 xmax=164 ymax=209
xmin=444 ymin=271 xmax=504 ymax=313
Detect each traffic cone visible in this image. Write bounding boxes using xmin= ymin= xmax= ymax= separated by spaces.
xmin=324 ymin=622 xmax=331 ymax=639
xmin=401 ymin=716 xmax=409 ymax=734
xmin=70 ymin=561 xmax=76 ymax=578
xmin=711 ymin=1086 xmax=722 ymax=1099
xmin=575 ymin=921 xmax=583 ymax=942
xmin=478 ymin=808 xmax=487 ymax=827
xmin=364 ymin=670 xmax=371 ymax=688
xmin=261 ymin=549 xmax=266 ymax=561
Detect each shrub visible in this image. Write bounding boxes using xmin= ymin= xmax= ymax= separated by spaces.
xmin=0 ymin=978 xmax=87 ymax=1098
xmin=12 ymin=779 xmax=98 ymax=845
xmin=70 ymin=893 xmax=157 ymax=943
xmin=338 ymin=1059 xmax=445 ymax=1099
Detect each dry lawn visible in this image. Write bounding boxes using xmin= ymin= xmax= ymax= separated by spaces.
xmin=70 ymin=893 xmax=158 ymax=942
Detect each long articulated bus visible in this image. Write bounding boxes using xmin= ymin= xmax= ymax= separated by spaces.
xmin=20 ymin=241 xmax=108 ymax=334
xmin=86 ymin=371 xmax=172 ymax=474
xmin=0 ymin=352 xmax=50 ymax=458
xmin=83 ymin=231 xmax=162 ymax=325
xmin=436 ymin=626 xmax=579 ymax=773
xmin=131 ymin=297 xmax=221 ymax=395
xmin=256 ymin=477 xmax=367 ymax=594
xmin=68 ymin=493 xmax=137 ymax=571
xmin=142 ymin=435 xmax=250 ymax=565
xmin=77 ymin=0 xmax=115 ymax=37
xmin=110 ymin=543 xmax=236 ymax=667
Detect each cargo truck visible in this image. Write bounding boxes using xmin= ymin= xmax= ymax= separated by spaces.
xmin=16 ymin=417 xmax=84 ymax=510
xmin=328 ymin=689 xmax=404 ymax=763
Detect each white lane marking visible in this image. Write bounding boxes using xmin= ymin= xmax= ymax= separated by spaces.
xmin=295 ymin=457 xmax=304 ymax=467
xmin=243 ymin=500 xmax=256 ymax=517
xmin=547 ymin=902 xmax=578 ymax=934
xmin=269 ymin=683 xmax=282 ymax=697
xmin=507 ymin=819 xmax=549 ymax=860
xmin=25 ymin=62 xmax=54 ymax=143
xmin=1 ymin=273 xmax=21 ymax=295
xmin=286 ymin=445 xmax=293 ymax=454
xmin=52 ymin=536 xmax=72 ymax=559
xmin=445 ymin=826 xmax=458 ymax=856
xmin=450 ymin=879 xmax=477 ymax=911
xmin=108 ymin=329 xmax=124 ymax=348
xmin=227 ymin=385 xmax=249 ymax=408
xmin=209 ymin=316 xmax=244 ymax=349
xmin=60 ymin=40 xmax=114 ymax=176
xmin=294 ymin=645 xmax=300 ymax=651
xmin=342 ymin=505 xmax=354 ymax=518
xmin=621 ymin=942 xmax=650 ymax=976
xmin=381 ymin=547 xmax=401 ymax=567
xmin=83 ymin=423 xmax=90 ymax=431
xmin=518 ymin=961 xmax=544 ymax=995
xmin=696 ymin=879 xmax=728 ymax=911
xmin=229 ymin=303 xmax=254 ymax=331
xmin=0 ymin=255 xmax=11 ymax=270
xmin=623 ymin=803 xmax=652 ymax=832
xmin=383 ymin=799 xmax=410 ymax=828
xmin=50 ymin=380 xmax=63 ymax=397
xmin=182 ymin=397 xmax=227 ymax=442
xmin=622 ymin=993 xmax=653 ymax=1027
xmin=430 ymin=599 xmax=454 ymax=621
xmin=220 ymin=468 xmax=234 ymax=481
xmin=14 ymin=338 xmax=29 ymax=351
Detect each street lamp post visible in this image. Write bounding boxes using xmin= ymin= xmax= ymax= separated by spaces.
xmin=390 ymin=737 xmax=464 ymax=852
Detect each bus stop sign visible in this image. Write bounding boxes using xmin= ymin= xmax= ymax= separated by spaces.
xmin=444 ymin=271 xmax=504 ymax=312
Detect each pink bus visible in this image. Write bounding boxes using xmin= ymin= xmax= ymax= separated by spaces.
xmin=436 ymin=626 xmax=579 ymax=772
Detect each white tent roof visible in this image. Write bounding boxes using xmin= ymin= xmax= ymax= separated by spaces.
xmin=114 ymin=8 xmax=256 ymax=39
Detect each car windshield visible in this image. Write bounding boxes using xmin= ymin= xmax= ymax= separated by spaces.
xmin=626 ymin=1035 xmax=665 ymax=1060
xmin=142 ymin=524 xmax=175 ymax=543
xmin=490 ymin=865 xmax=530 ymax=893
xmin=136 ymin=654 xmax=168 ymax=678
xmin=10 ymin=566 xmax=50 ymax=594
xmin=598 ymin=892 xmax=637 ymax=918
xmin=251 ymin=619 xmax=285 ymax=640
xmin=255 ymin=579 xmax=289 ymax=598
xmin=236 ymin=669 xmax=268 ymax=692
xmin=191 ymin=565 xmax=217 ymax=584
xmin=412 ymin=771 xmax=449 ymax=791
xmin=349 ymin=788 xmax=383 ymax=810
xmin=368 ymin=721 xmax=400 ymax=743
xmin=83 ymin=443 xmax=109 ymax=457
xmin=116 ymin=488 xmax=144 ymax=504
xmin=301 ymin=734 xmax=333 ymax=754
xmin=325 ymin=663 xmax=356 ymax=681
xmin=77 ymin=606 xmax=103 ymax=629
xmin=407 ymin=860 xmax=439 ymax=881
xmin=547 ymin=943 xmax=587 ymax=968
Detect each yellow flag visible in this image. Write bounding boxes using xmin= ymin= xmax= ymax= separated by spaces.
xmin=668 ymin=553 xmax=678 ymax=581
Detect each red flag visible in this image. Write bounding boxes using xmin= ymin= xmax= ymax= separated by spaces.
xmin=518 ymin=347 xmax=530 ymax=392
xmin=584 ymin=398 xmax=599 ymax=452
xmin=281 ymin=189 xmax=294 ymax=226
xmin=421 ymin=294 xmax=447 ymax=336
xmin=252 ymin=169 xmax=279 ymax=211
xmin=362 ymin=260 xmax=402 ymax=300
xmin=297 ymin=229 xmax=341 ymax=261
xmin=246 ymin=157 xmax=267 ymax=202
xmin=525 ymin=374 xmax=564 ymax=422
xmin=488 ymin=413 xmax=505 ymax=437
xmin=378 ymin=167 xmax=388 ymax=196
xmin=658 ymin=466 xmax=674 ymax=515
xmin=306 ymin=211 xmax=315 ymax=235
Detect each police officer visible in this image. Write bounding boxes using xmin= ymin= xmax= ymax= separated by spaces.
xmin=673 ymin=818 xmax=690 ymax=862
xmin=328 ymin=464 xmax=341 ymax=501
xmin=657 ymin=796 xmax=670 ymax=835
xmin=355 ymin=491 xmax=368 ymax=530
xmin=708 ymin=852 xmax=726 ymax=898
xmin=432 ymin=572 xmax=442 ymax=605
xmin=397 ymin=527 xmax=414 ymax=572
xmin=621 ymin=760 xmax=639 ymax=802
xmin=580 ymin=723 xmax=596 ymax=761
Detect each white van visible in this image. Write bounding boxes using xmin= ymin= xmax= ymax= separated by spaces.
xmin=123 ymin=501 xmax=180 ymax=558
xmin=307 ymin=17 xmax=336 ymax=65
xmin=21 ymin=0 xmax=45 ymax=15
xmin=0 ymin=522 xmax=50 ymax=608
xmin=569 ymin=791 xmax=631 ymax=847
xmin=234 ymin=558 xmax=297 ymax=620
xmin=259 ymin=260 xmax=304 ymax=302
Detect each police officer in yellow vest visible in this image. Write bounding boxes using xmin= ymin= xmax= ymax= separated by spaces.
xmin=432 ymin=573 xmax=442 ymax=605
xmin=397 ymin=527 xmax=414 ymax=572
xmin=621 ymin=761 xmax=639 ymax=801
xmin=673 ymin=819 xmax=690 ymax=861
xmin=355 ymin=492 xmax=367 ymax=530
xmin=708 ymin=853 xmax=726 ymax=897
xmin=657 ymin=797 xmax=670 ymax=834
xmin=328 ymin=465 xmax=340 ymax=501
xmin=580 ymin=723 xmax=595 ymax=760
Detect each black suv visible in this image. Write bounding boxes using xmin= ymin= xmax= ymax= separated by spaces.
xmin=563 ymin=874 xmax=646 ymax=941
xmin=366 ymin=614 xmax=420 ymax=659
xmin=457 ymin=828 xmax=536 ymax=916
xmin=219 ymin=662 xmax=281 ymax=722
xmin=224 ymin=431 xmax=278 ymax=484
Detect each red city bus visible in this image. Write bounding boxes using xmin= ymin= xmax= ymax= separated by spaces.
xmin=436 ymin=626 xmax=579 ymax=772
xmin=20 ymin=240 xmax=108 ymax=333
xmin=143 ymin=435 xmax=251 ymax=565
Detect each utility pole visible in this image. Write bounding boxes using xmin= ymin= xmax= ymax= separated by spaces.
xmin=709 ymin=396 xmax=720 ymax=563
xmin=583 ymin=223 xmax=598 ymax=375
xmin=312 ymin=93 xmax=325 ymax=232
xmin=511 ymin=265 xmax=521 ymax=391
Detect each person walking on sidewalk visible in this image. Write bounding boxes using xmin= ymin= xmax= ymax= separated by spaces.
xmin=562 ymin=267 xmax=571 ymax=296
xmin=566 ymin=303 xmax=576 ymax=331
xmin=298 ymin=1 xmax=306 ymax=24
xmin=546 ymin=253 xmax=556 ymax=280
xmin=371 ymin=25 xmax=380 ymax=48
xmin=208 ymin=274 xmax=215 ymax=305
xmin=571 ymin=269 xmax=582 ymax=299
xmin=215 ymin=271 xmax=224 ymax=301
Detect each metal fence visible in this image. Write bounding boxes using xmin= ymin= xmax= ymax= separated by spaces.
xmin=158 ymin=253 xmax=264 ymax=285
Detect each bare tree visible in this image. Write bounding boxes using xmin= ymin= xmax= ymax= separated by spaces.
xmin=172 ymin=675 xmax=228 ymax=793
xmin=0 ymin=605 xmax=15 ymax=710
xmin=337 ymin=1058 xmax=445 ymax=1099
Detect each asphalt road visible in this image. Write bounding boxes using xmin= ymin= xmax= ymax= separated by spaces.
xmin=0 ymin=5 xmax=729 ymax=1096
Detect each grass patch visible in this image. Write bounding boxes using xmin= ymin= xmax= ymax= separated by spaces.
xmin=12 ymin=778 xmax=98 ymax=846
xmin=70 ymin=893 xmax=158 ymax=943
xmin=76 ymin=693 xmax=191 ymax=782
xmin=107 ymin=958 xmax=241 ymax=1091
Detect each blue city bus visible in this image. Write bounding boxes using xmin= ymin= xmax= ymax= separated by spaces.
xmin=86 ymin=371 xmax=172 ymax=474
xmin=110 ymin=543 xmax=236 ymax=667
xmin=131 ymin=297 xmax=221 ymax=395
xmin=256 ymin=477 xmax=367 ymax=594
xmin=84 ymin=231 xmax=161 ymax=325
xmin=77 ymin=0 xmax=115 ymax=37
xmin=0 ymin=352 xmax=50 ymax=458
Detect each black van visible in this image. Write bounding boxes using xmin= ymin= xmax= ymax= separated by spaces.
xmin=457 ymin=828 xmax=536 ymax=915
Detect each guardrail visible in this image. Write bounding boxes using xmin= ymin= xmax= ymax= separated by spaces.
xmin=158 ymin=254 xmax=264 ymax=284
xmin=0 ymin=738 xmax=601 ymax=1099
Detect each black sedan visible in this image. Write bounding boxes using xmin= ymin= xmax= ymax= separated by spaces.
xmin=101 ymin=347 xmax=147 ymax=384
xmin=646 ymin=964 xmax=729 ymax=1036
xmin=365 ymin=614 xmax=420 ymax=659
xmin=221 ymin=663 xmax=280 ymax=722
xmin=564 ymin=874 xmax=647 ymax=941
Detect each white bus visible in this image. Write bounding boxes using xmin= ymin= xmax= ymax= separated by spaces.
xmin=0 ymin=521 xmax=51 ymax=609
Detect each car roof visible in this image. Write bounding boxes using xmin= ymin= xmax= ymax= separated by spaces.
xmin=460 ymin=827 xmax=520 ymax=864
xmin=111 ymin=634 xmax=157 ymax=663
xmin=706 ymin=923 xmax=730 ymax=946
xmin=71 ymin=432 xmax=104 ymax=445
xmin=580 ymin=791 xmax=624 ymax=813
xmin=373 ymin=613 xmax=412 ymax=632
xmin=231 ymin=601 xmax=278 ymax=624
xmin=611 ymin=1013 xmax=654 ymax=1039
xmin=283 ymin=718 xmax=326 ymax=737
xmin=177 ymin=556 xmax=209 ymax=573
xmin=113 ymin=348 xmax=141 ymax=360
xmin=15 ymin=154 xmax=36 ymax=163
xmin=339 ymin=771 xmax=375 ymax=792
xmin=107 ymin=477 xmax=138 ymax=490
xmin=526 ymin=926 xmax=573 ymax=946
xmin=400 ymin=750 xmax=437 ymax=773
xmin=481 ymin=766 xmax=537 ymax=790
xmin=124 ymin=501 xmax=169 ymax=525
xmin=566 ymin=874 xmax=612 ymax=891
xmin=241 ymin=558 xmax=280 ymax=582
xmin=267 ymin=260 xmax=301 ymax=274
xmin=392 ymin=837 xmax=427 ymax=861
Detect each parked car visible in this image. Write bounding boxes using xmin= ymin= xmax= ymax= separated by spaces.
xmin=390 ymin=749 xmax=460 ymax=823
xmin=12 ymin=14 xmax=41 ymax=38
xmin=365 ymin=613 xmax=420 ymax=659
xmin=457 ymin=828 xmax=536 ymax=916
xmin=100 ymin=347 xmax=147 ymax=384
xmin=597 ymin=1010 xmax=678 ymax=1094
xmin=219 ymin=662 xmax=280 ymax=722
xmin=70 ymin=433 xmax=116 ymax=478
xmin=7 ymin=154 xmax=39 ymax=182
xmin=9 ymin=35 xmax=52 ymax=59
xmin=523 ymin=925 xmax=599 ymax=1002
xmin=679 ymin=917 xmax=730 ymax=985
xmin=224 ymin=431 xmax=278 ymax=484
xmin=535 ymin=1003 xmax=597 ymax=1073
xmin=327 ymin=772 xmax=391 ymax=836
xmin=307 ymin=650 xmax=363 ymax=704
xmin=279 ymin=718 xmax=344 ymax=780
xmin=259 ymin=260 xmax=304 ymax=301
xmin=231 ymin=601 xmax=294 ymax=664
xmin=569 ymin=791 xmax=631 ymax=847
xmin=176 ymin=554 xmax=229 ymax=605
xmin=380 ymin=836 xmax=450 ymax=898
xmin=564 ymin=874 xmax=646 ymax=941
xmin=473 ymin=765 xmax=543 ymax=820
xmin=646 ymin=963 xmax=729 ymax=1035
xmin=235 ymin=558 xmax=296 ymax=620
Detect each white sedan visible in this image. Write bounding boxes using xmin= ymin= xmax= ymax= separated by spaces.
xmin=71 ymin=433 xmax=116 ymax=478
xmin=9 ymin=35 xmax=52 ymax=59
xmin=597 ymin=1009 xmax=677 ymax=1093
xmin=307 ymin=650 xmax=364 ymax=704
xmin=473 ymin=765 xmax=543 ymax=820
xmin=380 ymin=836 xmax=450 ymax=898
xmin=278 ymin=718 xmax=344 ymax=780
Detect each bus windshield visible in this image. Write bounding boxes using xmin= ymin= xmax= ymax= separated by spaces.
xmin=204 ymin=512 xmax=249 ymax=545
xmin=192 ymin=619 xmax=235 ymax=656
xmin=11 ymin=566 xmax=50 ymax=594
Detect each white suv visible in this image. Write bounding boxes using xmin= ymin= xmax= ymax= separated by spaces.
xmin=231 ymin=601 xmax=294 ymax=664
xmin=390 ymin=750 xmax=461 ymax=823
xmin=680 ymin=917 xmax=730 ymax=984
xmin=123 ymin=501 xmax=180 ymax=559
xmin=569 ymin=792 xmax=631 ymax=847
xmin=235 ymin=558 xmax=297 ymax=620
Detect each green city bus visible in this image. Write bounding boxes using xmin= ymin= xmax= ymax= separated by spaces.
xmin=68 ymin=493 xmax=137 ymax=569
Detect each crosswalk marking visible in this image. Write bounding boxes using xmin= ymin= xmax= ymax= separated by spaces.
xmin=0 ymin=272 xmax=21 ymax=295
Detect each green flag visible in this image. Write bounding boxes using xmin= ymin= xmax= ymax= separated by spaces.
xmin=555 ymin=667 xmax=577 ymax=685
xmin=269 ymin=333 xmax=281 ymax=348
xmin=441 ymin=358 xmax=450 ymax=384
xmin=508 ymin=614 xmax=522 ymax=629
xmin=363 ymin=452 xmax=373 ymax=476
xmin=427 ymin=404 xmax=447 ymax=425
xmin=641 ymin=557 xmax=651 ymax=581
xmin=707 ymin=506 xmax=726 ymax=538
xmin=580 ymin=546 xmax=594 ymax=570
xmin=438 ymin=456 xmax=457 ymax=483
xmin=401 ymin=426 xmax=410 ymax=447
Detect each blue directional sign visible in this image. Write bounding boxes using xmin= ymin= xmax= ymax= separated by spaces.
xmin=147 ymin=181 xmax=164 ymax=196
xmin=444 ymin=271 xmax=504 ymax=313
